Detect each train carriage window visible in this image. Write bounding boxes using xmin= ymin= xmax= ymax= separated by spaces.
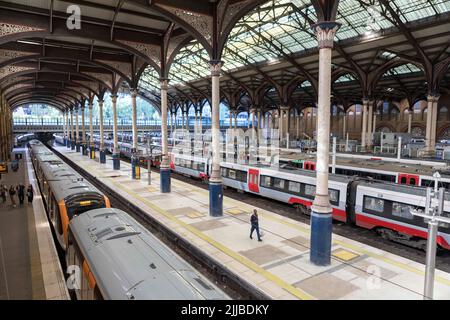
xmin=329 ymin=189 xmax=339 ymax=204
xmin=228 ymin=170 xmax=236 ymax=180
xmin=261 ymin=175 xmax=272 ymax=187
xmin=273 ymin=178 xmax=285 ymax=189
xmin=198 ymin=163 xmax=205 ymax=172
xmin=363 ymin=196 xmax=385 ymax=213
xmin=236 ymin=170 xmax=247 ymax=182
xmin=304 ymin=184 xmax=316 ymax=197
xmin=288 ymin=181 xmax=300 ymax=193
xmin=400 ymin=176 xmax=407 ymax=184
xmin=392 ymin=202 xmax=414 ymax=220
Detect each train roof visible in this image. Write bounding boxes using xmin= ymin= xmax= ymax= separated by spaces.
xmin=31 ymin=140 xmax=103 ymax=201
xmin=357 ymin=179 xmax=450 ymax=200
xmin=69 ymin=208 xmax=228 ymax=300
xmin=280 ymin=151 xmax=450 ymax=178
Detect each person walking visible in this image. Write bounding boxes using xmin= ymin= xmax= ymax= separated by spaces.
xmin=9 ymin=185 xmax=16 ymax=208
xmin=0 ymin=185 xmax=6 ymax=203
xmin=250 ymin=209 xmax=262 ymax=242
xmin=27 ymin=185 xmax=34 ymax=204
xmin=17 ymin=183 xmax=25 ymax=205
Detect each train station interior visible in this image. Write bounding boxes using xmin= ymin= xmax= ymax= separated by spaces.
xmin=1 ymin=0 xmax=450 ymax=302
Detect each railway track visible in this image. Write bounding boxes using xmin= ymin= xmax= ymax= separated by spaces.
xmin=48 ymin=143 xmax=268 ymax=300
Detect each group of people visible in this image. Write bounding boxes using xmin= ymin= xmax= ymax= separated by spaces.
xmin=0 ymin=183 xmax=33 ymax=208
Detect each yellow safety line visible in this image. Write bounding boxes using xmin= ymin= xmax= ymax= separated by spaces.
xmin=70 ymin=152 xmax=450 ymax=289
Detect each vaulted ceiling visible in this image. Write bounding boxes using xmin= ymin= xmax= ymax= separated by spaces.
xmin=1 ymin=0 xmax=449 ymax=115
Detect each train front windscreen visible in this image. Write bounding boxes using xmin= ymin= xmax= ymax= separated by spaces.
xmin=66 ymin=194 xmax=107 ymax=219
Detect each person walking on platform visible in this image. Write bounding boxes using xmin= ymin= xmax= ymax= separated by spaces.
xmin=27 ymin=185 xmax=34 ymax=204
xmin=250 ymin=209 xmax=262 ymax=242
xmin=9 ymin=185 xmax=17 ymax=208
xmin=17 ymin=183 xmax=25 ymax=205
xmin=0 ymin=185 xmax=6 ymax=203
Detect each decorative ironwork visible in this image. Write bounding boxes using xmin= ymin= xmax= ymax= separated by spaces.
xmin=117 ymin=40 xmax=161 ymax=65
xmin=0 ymin=66 xmax=33 ymax=81
xmin=220 ymin=0 xmax=252 ymax=36
xmin=0 ymin=49 xmax=35 ymax=63
xmin=157 ymin=4 xmax=213 ymax=45
xmin=0 ymin=22 xmax=44 ymax=37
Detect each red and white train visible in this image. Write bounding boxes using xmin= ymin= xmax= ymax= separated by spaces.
xmin=169 ymin=152 xmax=450 ymax=251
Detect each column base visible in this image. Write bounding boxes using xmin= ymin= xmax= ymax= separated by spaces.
xmin=89 ymin=146 xmax=96 ymax=160
xmin=131 ymin=156 xmax=141 ymax=180
xmin=99 ymin=150 xmax=106 ymax=164
xmin=76 ymin=143 xmax=80 ymax=152
xmin=160 ymin=168 xmax=171 ymax=193
xmin=310 ymin=211 xmax=332 ymax=266
xmin=82 ymin=144 xmax=88 ymax=156
xmin=112 ymin=153 xmax=120 ymax=170
xmin=209 ymin=181 xmax=223 ymax=217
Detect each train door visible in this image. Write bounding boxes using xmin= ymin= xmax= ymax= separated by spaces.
xmin=248 ymin=169 xmax=260 ymax=193
xmin=346 ymin=180 xmax=359 ymax=225
xmin=398 ymin=173 xmax=419 ymax=186
xmin=304 ymin=161 xmax=316 ymax=171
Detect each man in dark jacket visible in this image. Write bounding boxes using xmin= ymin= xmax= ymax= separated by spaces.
xmin=250 ymin=209 xmax=262 ymax=242
xmin=17 ymin=183 xmax=25 ymax=205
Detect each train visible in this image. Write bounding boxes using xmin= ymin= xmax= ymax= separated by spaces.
xmin=67 ymin=208 xmax=228 ymax=300
xmin=29 ymin=140 xmax=111 ymax=249
xmin=169 ymin=152 xmax=450 ymax=251
xmin=29 ymin=139 xmax=228 ymax=300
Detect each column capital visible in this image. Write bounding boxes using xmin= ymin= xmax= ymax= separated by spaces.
xmin=312 ymin=22 xmax=340 ymax=49
xmin=110 ymin=94 xmax=118 ymax=103
xmin=98 ymin=99 xmax=104 ymax=105
xmin=160 ymin=79 xmax=170 ymax=91
xmin=88 ymin=102 xmax=93 ymax=109
xmin=130 ymin=89 xmax=138 ymax=98
xmin=210 ymin=60 xmax=223 ymax=76
xmin=427 ymin=94 xmax=440 ymax=103
xmin=279 ymin=105 xmax=290 ymax=112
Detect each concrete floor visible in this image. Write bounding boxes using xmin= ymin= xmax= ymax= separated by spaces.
xmin=0 ymin=150 xmax=45 ymax=299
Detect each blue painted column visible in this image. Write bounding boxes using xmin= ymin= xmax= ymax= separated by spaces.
xmin=81 ymin=104 xmax=88 ymax=156
xmin=160 ymin=79 xmax=171 ymax=193
xmin=88 ymin=102 xmax=95 ymax=159
xmin=209 ymin=61 xmax=223 ymax=217
xmin=70 ymin=108 xmax=75 ymax=150
xmin=98 ymin=99 xmax=106 ymax=164
xmin=75 ymin=106 xmax=80 ymax=152
xmin=131 ymin=89 xmax=140 ymax=179
xmin=111 ymin=94 xmax=120 ymax=170
xmin=310 ymin=22 xmax=340 ymax=266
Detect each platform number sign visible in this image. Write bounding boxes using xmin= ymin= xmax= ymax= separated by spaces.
xmin=67 ymin=265 xmax=81 ymax=290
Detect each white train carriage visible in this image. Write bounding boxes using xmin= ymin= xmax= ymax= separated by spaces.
xmin=67 ymin=208 xmax=229 ymax=300
xmin=170 ymin=152 xmax=210 ymax=180
xmin=53 ymin=133 xmax=65 ymax=145
xmin=220 ymin=163 xmax=351 ymax=222
xmin=351 ymin=181 xmax=450 ymax=250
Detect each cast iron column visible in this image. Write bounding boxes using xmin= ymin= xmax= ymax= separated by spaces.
xmin=310 ymin=22 xmax=339 ymax=266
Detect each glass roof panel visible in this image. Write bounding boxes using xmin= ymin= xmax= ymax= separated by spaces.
xmin=139 ymin=0 xmax=449 ymax=93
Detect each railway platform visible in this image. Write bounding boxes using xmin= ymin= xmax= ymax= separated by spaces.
xmin=56 ymin=145 xmax=450 ymax=300
xmin=0 ymin=148 xmax=69 ymax=300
